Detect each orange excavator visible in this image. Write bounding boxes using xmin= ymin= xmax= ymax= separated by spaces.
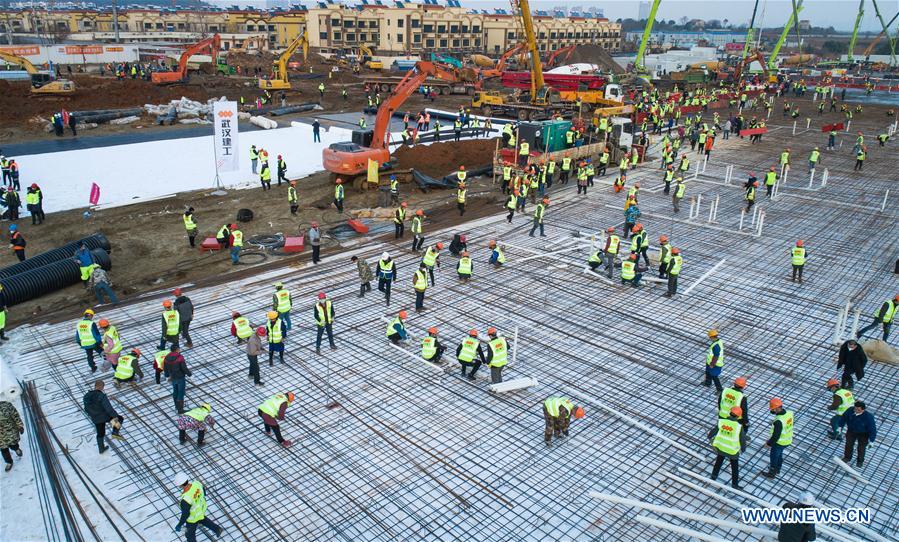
xmin=544 ymin=45 xmax=576 ymax=68
xmin=152 ymin=34 xmax=221 ymax=84
xmin=322 ymin=61 xmax=456 ymax=176
xmin=480 ymin=42 xmax=527 ymax=79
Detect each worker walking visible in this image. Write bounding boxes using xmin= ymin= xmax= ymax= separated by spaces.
xmin=0 ymin=399 xmax=24 ymax=471
xmin=456 ymin=182 xmax=466 ymax=216
xmin=529 ymin=197 xmax=548 ymax=237
xmin=314 ymin=292 xmax=336 ymax=354
xmin=183 ymin=207 xmax=198 ymax=247
xmin=307 ymin=222 xmax=321 ymax=264
xmin=334 ymin=178 xmax=345 ymax=213
xmin=854 ymin=146 xmax=866 ymax=171
xmin=761 ymin=398 xmax=794 ymax=479
xmin=836 ymin=339 xmax=866 ymax=389
xmin=177 ymin=403 xmax=214 ymax=446
xmin=8 ymin=224 xmax=25 ymax=261
xmin=386 ymin=311 xmax=408 ymax=344
xmin=413 ymin=263 xmax=429 ymax=312
xmin=543 ymin=397 xmax=585 ymax=447
xmin=744 ymin=181 xmax=758 ymax=213
xmin=272 ymin=282 xmax=292 ymax=331
xmin=856 ymin=294 xmax=897 ymax=342
xmin=708 ymin=406 xmax=747 ymax=489
xmin=277 ymin=155 xmax=287 ymax=185
xmin=826 ymin=378 xmax=853 ymax=440
xmin=664 ymin=247 xmax=683 ymax=297
xmin=377 ymin=252 xmax=397 ymax=305
xmin=394 ymin=201 xmax=407 ymax=238
xmin=411 ymin=210 xmax=425 ymax=251
xmin=98 ymin=319 xmax=122 ymax=370
xmin=672 ymin=177 xmax=686 ymax=213
xmin=163 ymin=346 xmax=191 ymax=414
xmin=718 ymin=377 xmax=749 ymax=429
xmin=76 ymin=309 xmax=104 ymax=373
xmin=764 ymin=167 xmax=777 ymax=198
xmin=258 ymin=392 xmax=295 ymax=447
xmin=421 ymin=327 xmax=446 ymax=364
xmin=246 ymin=327 xmax=265 ymax=385
xmin=172 ymin=473 xmax=225 ymax=541
xmin=457 ymin=329 xmax=486 ymax=380
xmin=266 ymin=311 xmax=287 ymax=365
xmin=229 ymin=224 xmax=243 ymax=265
xmin=807 ymin=147 xmax=820 ymax=173
xmin=485 ymin=327 xmax=509 ymax=384
xmin=421 ymin=243 xmax=442 ymax=286
xmin=159 ymin=299 xmax=181 ymax=350
xmin=318 ymin=82 xmax=325 ymax=99
xmin=505 ymin=190 xmax=518 ymax=223
xmin=351 ymin=255 xmax=373 ymax=297
xmin=840 ymin=401 xmax=877 ymax=469
xmin=259 ymin=160 xmax=271 ymax=190
xmin=83 ymin=380 xmax=124 ymax=454
xmin=113 ymin=348 xmax=144 ymax=388
xmin=703 ymin=329 xmax=724 ymax=392
xmin=790 ymin=240 xmax=806 ymax=283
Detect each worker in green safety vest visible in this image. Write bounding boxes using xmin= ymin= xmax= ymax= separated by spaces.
xmin=272 ymin=282 xmax=293 ymax=330
xmin=173 ymin=473 xmax=224 ymax=539
xmin=413 ymin=263 xmax=429 ymax=312
xmin=543 ymin=396 xmax=585 ymax=446
xmin=456 ymin=251 xmax=472 ymax=281
xmin=856 ymin=294 xmax=898 ymax=342
xmin=334 ymin=178 xmax=345 ymax=213
xmin=153 ymin=348 xmax=170 ymax=384
xmin=113 ymin=348 xmax=144 ymax=387
xmin=421 ymin=242 xmax=442 ymax=286
xmin=808 ymin=147 xmax=820 ymax=173
xmin=762 ymin=397 xmax=794 ymax=479
xmin=529 ymin=197 xmax=548 ymax=237
xmin=75 ymin=308 xmax=104 ymax=373
xmin=488 ymin=240 xmax=505 ymax=267
xmin=456 ymin=329 xmax=485 ymax=380
xmin=159 ymin=299 xmax=181 ymax=351
xmin=790 ymin=239 xmax=807 ymax=283
xmin=826 ymin=378 xmax=854 ymax=440
xmin=703 ymin=329 xmax=724 ymax=392
xmin=177 ymin=403 xmax=215 ymax=446
xmin=717 ymin=377 xmax=748 ymax=428
xmin=266 ymin=311 xmax=287 ymax=365
xmin=421 ymin=326 xmax=446 ymax=363
xmin=708 ymin=406 xmax=747 ymax=489
xmin=485 ymin=327 xmax=509 ymax=384
xmin=258 ymin=392 xmax=295 ymax=447
xmin=182 ymin=207 xmax=198 ymax=247
xmin=744 ymin=181 xmax=758 ymax=213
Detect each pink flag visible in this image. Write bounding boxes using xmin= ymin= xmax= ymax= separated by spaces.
xmin=89 ymin=182 xmax=100 ymax=205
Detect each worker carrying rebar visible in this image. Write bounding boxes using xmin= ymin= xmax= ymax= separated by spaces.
xmin=386 ymin=310 xmax=408 ymax=344
xmin=75 ymin=309 xmax=104 ymax=373
xmin=718 ymin=377 xmax=748 ymax=430
xmin=856 ymin=294 xmax=897 ymax=343
xmin=113 ymin=348 xmax=143 ymax=388
xmin=708 ymin=406 xmax=746 ymax=489
xmin=457 ymin=329 xmax=486 ymax=380
xmin=421 ymin=243 xmax=442 ymax=286
xmin=273 ymin=282 xmax=293 ymax=331
xmin=172 ymin=472 xmax=225 ymax=540
xmin=790 ymin=240 xmax=806 ymax=283
xmin=839 ymin=400 xmax=877 ymax=469
xmin=160 ymin=299 xmax=181 ymax=351
xmin=258 ymin=391 xmax=295 ymax=448
xmin=826 ymin=378 xmax=853 ymax=441
xmin=421 ymin=327 xmax=446 ymax=364
xmin=485 ymin=327 xmax=509 ymax=384
xmin=543 ymin=397 xmax=585 ymax=447
xmin=761 ymin=397 xmax=793 ymax=479
xmin=836 ymin=339 xmax=866 ymax=390
xmin=377 ymin=252 xmax=397 ymax=305
xmin=266 ymin=311 xmax=287 ymax=365
xmin=177 ymin=403 xmax=215 ymax=446
xmin=703 ymin=329 xmax=724 ymax=392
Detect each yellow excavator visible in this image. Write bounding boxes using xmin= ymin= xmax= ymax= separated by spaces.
xmin=258 ymin=30 xmax=309 ymax=90
xmin=0 ymin=51 xmax=76 ymax=95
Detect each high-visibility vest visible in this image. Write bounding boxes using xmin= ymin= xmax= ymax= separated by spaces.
xmin=335 ymin=185 xmax=344 ymax=200
xmin=457 ymin=257 xmax=472 ymax=275
xmin=607 ymin=235 xmax=620 ymax=254
xmin=456 ymin=189 xmax=466 ymax=203
xmin=386 ymin=317 xmax=403 ymax=337
xmin=232 ymin=230 xmax=244 ymax=247
xmin=258 ymin=394 xmax=288 ymax=418
xmin=619 ymin=158 xmax=628 ymax=171
xmin=534 ymin=203 xmax=545 ymax=223
xmin=457 ymin=337 xmax=479 ymax=362
xmin=771 ymin=410 xmax=794 ymax=446
xmin=260 ymin=167 xmax=271 ymax=181
xmin=679 ymin=158 xmax=689 ymax=171
xmin=878 ymin=300 xmax=896 ymax=323
xmin=423 ymin=247 xmax=439 ymax=267
xmin=378 ymin=259 xmax=395 ymax=277
xmin=216 ymin=224 xmax=229 ymax=239
xmin=414 ymin=270 xmax=428 ymax=291
xmin=834 ymin=389 xmax=854 ymax=415
xmin=670 ymin=255 xmax=683 ymax=275
xmin=547 ymin=161 xmax=556 ymax=173
xmin=791 ymin=247 xmax=806 ymax=266
xmin=857 ymin=150 xmax=866 ymax=161
xmin=114 ymin=354 xmax=135 ymax=380
xmin=411 ymin=216 xmax=422 ymax=234
xmin=718 ymin=387 xmax=744 ymax=418
xmin=77 ymin=319 xmax=97 ymax=347
xmin=457 ymin=171 xmax=466 ymax=182
xmin=565 ymin=130 xmax=575 ymax=143
xmin=163 ymin=310 xmax=180 ymax=335
xmin=780 ymin=152 xmax=789 ymax=165
xmin=154 ymin=349 xmax=169 ymax=370
xmin=249 ymin=148 xmax=258 ymax=160
xmin=494 ymin=248 xmax=506 ymax=263
xmin=665 ymin=170 xmax=675 ymax=182
xmin=315 ymin=301 xmax=333 ymax=326
xmin=390 ymin=178 xmax=398 ymax=194
xmin=503 ymin=166 xmax=512 ymax=180
xmin=421 ymin=336 xmax=437 ymax=359
xmin=810 ymin=150 xmax=820 ymax=163
xmin=706 ymin=339 xmax=724 ymax=367
xmin=182 ymin=481 xmax=208 ymax=524
xmin=659 ymin=245 xmax=671 ymax=265
xmin=183 ymin=213 xmax=196 ymax=230
xmin=630 ymin=231 xmax=645 ymax=252
xmin=520 ymin=183 xmax=529 ymax=197
xmin=746 ymin=187 xmax=756 ymax=201
xmin=544 ymin=396 xmax=573 ymax=417
xmin=621 ymin=260 xmax=636 ymax=280
xmin=519 ymin=142 xmax=529 ymax=156
xmin=25 ymin=191 xmax=38 ymax=205
xmin=588 ymin=251 xmax=602 ymax=263
xmin=675 ymin=182 xmax=686 ymax=198
xmin=103 ymin=326 xmax=122 ymax=354
xmin=275 ymin=289 xmax=292 ymax=312
xmin=712 ymin=418 xmax=742 ymax=456
xmin=506 ymin=196 xmax=516 ymax=210
xmin=287 ymin=187 xmax=298 ymax=203
xmin=267 ymin=318 xmax=283 ymax=343
xmin=765 ymin=171 xmax=777 ymax=186
xmin=233 ymin=317 xmax=252 ymax=339
xmin=394 ymin=207 xmax=405 ymax=224
xmin=488 ymin=337 xmax=508 ymax=367
xmin=184 ymin=406 xmax=210 ymax=422
xmin=561 ymin=157 xmax=571 ymax=171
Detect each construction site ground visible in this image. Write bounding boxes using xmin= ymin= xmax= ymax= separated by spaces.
xmin=1 ymin=89 xmax=898 ymax=541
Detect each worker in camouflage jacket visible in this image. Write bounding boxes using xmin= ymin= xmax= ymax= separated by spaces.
xmin=0 ymin=400 xmax=25 ymax=471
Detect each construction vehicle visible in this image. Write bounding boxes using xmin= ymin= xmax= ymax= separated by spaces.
xmin=323 ymin=61 xmax=457 ymax=176
xmin=216 ymin=56 xmax=236 ymax=76
xmin=365 ymin=63 xmax=480 ymax=95
xmin=480 ymin=42 xmax=527 ymax=79
xmin=430 ymin=53 xmax=462 ymax=69
xmin=357 ymin=45 xmax=383 ymax=70
xmin=230 ymin=35 xmax=266 ymax=53
xmin=0 ymin=51 xmax=76 ymax=95
xmin=633 ymin=0 xmax=661 ymax=76
xmin=259 ymin=30 xmax=309 ymax=90
xmin=544 ymin=45 xmax=576 ymax=68
xmin=152 ymin=34 xmax=221 ymax=84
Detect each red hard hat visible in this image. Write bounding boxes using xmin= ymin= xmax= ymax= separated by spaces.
xmin=460 ymin=235 xmax=466 ymax=242
xmin=606 ymin=227 xmax=615 ymax=233
xmin=318 ymin=292 xmax=326 ymax=299
xmin=629 ymin=254 xmax=637 ymax=261
xmin=487 ymin=327 xmax=497 ymax=335
xmin=796 ymin=239 xmax=804 ymax=247
xmin=769 ymin=397 xmax=783 ymax=410
xmin=460 ymin=165 xmax=465 ymax=170
xmin=232 ymin=311 xmax=240 ymax=318
xmin=770 ymin=166 xmax=776 ymax=171
xmin=173 ymin=288 xmax=182 ymax=296
xmin=573 ymin=406 xmax=585 ymax=419
xmin=659 ymin=235 xmax=668 ymax=242
xmin=752 ymin=181 xmax=759 ymax=187
xmin=468 ymin=329 xmax=478 ymax=337
xmin=734 ymin=377 xmax=747 ymax=388
xmin=230 ymin=223 xmax=237 ymax=229
xmin=398 ymin=310 xmax=408 ymax=319
xmin=401 ymin=201 xmax=408 ymax=207
xmin=416 ymin=209 xmax=424 ymax=216
xmin=671 ymin=247 xmax=680 ymax=254
xmin=256 ymin=327 xmax=267 ymax=336
xmin=827 ymin=378 xmax=840 ymax=388
xmin=30 ymin=183 xmax=38 ymax=189
xmin=428 ymin=327 xmax=438 ymax=334
xmin=336 ymin=178 xmax=343 ymax=184
xmin=436 ymin=242 xmax=444 ymax=250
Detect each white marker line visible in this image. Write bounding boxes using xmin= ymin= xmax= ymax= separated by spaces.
xmin=682 ymin=258 xmax=727 ymax=296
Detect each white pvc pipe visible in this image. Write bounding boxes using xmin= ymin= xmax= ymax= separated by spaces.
xmin=739 ymin=209 xmax=745 ymax=231
xmin=822 ymin=168 xmax=829 ymax=186
xmin=389 ymin=343 xmax=445 ymax=374
xmin=695 ymin=193 xmax=703 ymax=218
xmin=845 ymin=120 xmax=851 ymax=132
xmin=756 ymin=210 xmax=765 ymax=237
xmin=808 ymin=169 xmax=815 ymax=188
xmin=792 ymin=120 xmax=797 ymax=135
xmin=511 ymin=325 xmax=519 ymax=367
xmin=850 ymin=309 xmax=860 ymax=338
xmin=806 ymin=117 xmax=811 ymax=129
xmin=588 ymin=492 xmax=778 ymax=539
xmin=633 ymin=515 xmax=731 ymax=542
xmin=689 ymin=197 xmax=696 ymax=218
xmin=487 ymin=377 xmax=537 ymax=393
xmin=881 ymin=190 xmax=889 ymax=212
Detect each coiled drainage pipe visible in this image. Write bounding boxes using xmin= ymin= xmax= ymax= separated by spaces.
xmin=0 ymin=234 xmax=111 ymax=280
xmin=0 ymin=248 xmax=111 ymax=306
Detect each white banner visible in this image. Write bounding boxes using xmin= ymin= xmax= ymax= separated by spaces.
xmin=213 ymin=101 xmax=239 ymax=172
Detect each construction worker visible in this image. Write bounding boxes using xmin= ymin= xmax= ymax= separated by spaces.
xmin=456 ymin=182 xmax=466 ymax=216
xmin=529 ymin=197 xmax=548 ymax=237
xmin=215 ymin=223 xmax=231 ymax=249
xmin=0 ymin=284 xmax=6 ymax=342
xmin=856 ymin=294 xmax=897 ymax=342
xmin=877 ymin=132 xmax=888 ymax=146
xmin=744 ymin=181 xmax=757 ymax=213
xmin=246 ymin=327 xmax=266 ymax=386
xmin=827 ymin=128 xmax=837 ymax=150
xmin=171 ymin=288 xmax=194 ymax=348
xmin=762 ymin=398 xmax=794 ymax=478
xmin=394 ymin=201 xmax=407 ymax=238
xmin=718 ymin=377 xmax=749 ymax=429
xmin=708 ymin=406 xmax=746 ymax=489
xmin=457 ymin=251 xmax=473 ymax=281
xmin=259 ymin=159 xmax=272 ymax=190
xmin=505 ymin=190 xmax=518 ymax=223
xmin=587 ymin=247 xmax=603 ymax=272
xmin=98 ymin=318 xmax=122 ymax=370
xmin=840 ymin=401 xmax=877 ymax=469
xmin=183 ymin=207 xmax=198 ymax=247
xmin=74 ymin=242 xmax=95 ymax=285
xmin=249 ymin=145 xmax=258 ymax=174
xmin=630 ymin=223 xmax=650 ymax=267
xmin=455 ymin=165 xmax=466 ymax=186
xmin=359 ymin=116 xmax=367 ymax=129
xmin=334 ymin=178 xmax=345 ymax=213
xmin=159 ymin=299 xmax=181 ymax=350
xmin=501 ymin=123 xmax=514 ymax=146
xmin=663 ymin=165 xmax=675 ymax=194
xmin=658 ymin=236 xmax=671 ymax=278
xmin=597 ymin=148 xmax=609 ymax=177
xmin=386 ymin=310 xmax=408 ymax=344
xmin=272 ymin=282 xmax=292 ymax=330
xmin=277 ymin=154 xmax=287 ymax=184
xmin=454 ymin=117 xmax=462 ymax=142
xmin=287 ymin=181 xmax=299 ymax=215
xmin=621 ymin=254 xmax=645 ymax=287
xmin=790 ymin=240 xmax=806 ymax=283
xmin=457 ymin=329 xmax=486 ymax=380
xmin=826 ymin=378 xmax=853 ymax=440
xmin=377 ymin=252 xmax=397 ymax=305
xmin=230 ymin=311 xmax=253 ymax=344
xmin=421 ymin=327 xmax=446 ymax=364
xmin=664 ymin=247 xmax=683 ymax=297
xmin=318 ymin=81 xmax=325 ymax=99
xmin=678 ymin=153 xmax=690 ymax=175
xmin=314 ymin=292 xmax=336 ymax=354
xmin=153 ymin=348 xmax=170 ymax=385
xmin=560 ymin=153 xmax=572 ymax=184
xmin=266 ymin=311 xmax=287 ymax=365
xmin=83 ymin=381 xmax=123 ymax=454
xmin=837 ymin=339 xmax=866 ymax=390
xmin=576 ymin=161 xmax=588 ymax=195
xmin=257 ymin=392 xmax=295 ymax=448
xmin=485 ymin=327 xmax=509 ymax=384
xmin=518 ymin=139 xmax=530 ymax=167
xmin=808 ymin=147 xmax=820 ymax=172
xmin=546 ymin=154 xmax=557 ymax=186
xmin=389 ymin=175 xmax=400 ymax=205
xmin=229 ymin=223 xmax=243 ymax=265
xmin=75 ymin=309 xmax=103 ymax=373
xmin=112 ymin=348 xmax=143 ymax=387
xmin=26 ymin=183 xmax=44 ymax=225
xmin=704 ymin=329 xmax=724 ymax=392
xmin=422 ymin=242 xmax=442 ymax=286
xmin=764 ymin=166 xmax=777 ymax=198
xmin=854 ymin=146 xmax=866 ymax=171
xmin=672 ymin=177 xmax=686 ymax=213
xmin=351 ymin=255 xmax=373 ymax=297
xmin=600 ymin=227 xmax=620 ymax=279
xmin=411 ymin=209 xmax=425 ymax=251
xmin=413 ymin=263 xmax=429 ymax=312
xmin=177 ymin=403 xmax=214 ymax=446
xmin=779 ymin=147 xmax=790 ymax=172
xmin=488 ymin=240 xmax=505 ymax=267
xmin=163 ymin=345 xmax=191 ymax=413
xmin=543 ymin=397 xmax=585 ymax=446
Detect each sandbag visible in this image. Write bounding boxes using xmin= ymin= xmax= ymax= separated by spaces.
xmin=859 ymin=339 xmax=899 ymax=364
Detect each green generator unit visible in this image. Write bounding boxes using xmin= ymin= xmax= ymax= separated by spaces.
xmin=540 ymin=119 xmax=572 ymax=153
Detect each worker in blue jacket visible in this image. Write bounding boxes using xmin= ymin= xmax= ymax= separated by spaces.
xmin=840 ymin=401 xmax=877 ymax=469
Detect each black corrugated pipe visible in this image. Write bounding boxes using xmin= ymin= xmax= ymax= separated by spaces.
xmin=0 ymin=234 xmax=110 ymax=280
xmin=0 ymin=248 xmax=111 ymax=307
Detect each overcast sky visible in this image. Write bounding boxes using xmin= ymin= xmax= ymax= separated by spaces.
xmin=463 ymin=0 xmax=896 ymax=32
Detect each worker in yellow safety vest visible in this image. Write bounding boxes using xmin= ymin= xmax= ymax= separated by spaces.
xmin=314 ymin=292 xmax=336 ymax=354
xmin=153 ymin=347 xmax=170 ymax=385
xmin=529 ymin=198 xmax=548 ymax=237
xmin=231 ymin=311 xmax=253 ymax=344
xmin=173 ymin=473 xmax=224 ymax=538
xmin=421 ymin=242 xmax=443 ymax=286
xmin=456 ymin=250 xmax=473 ymax=281
xmin=159 ymin=299 xmax=181 ymax=351
xmin=288 ymin=181 xmax=299 ymax=215
xmin=718 ymin=377 xmax=748 ymax=428
xmin=762 ymin=397 xmax=794 ymax=478
xmin=826 ymin=378 xmax=854 ymax=440
xmin=257 ymin=392 xmax=295 ymax=447
xmin=98 ymin=318 xmax=122 ymax=370
xmin=790 ymin=239 xmax=806 ymax=283
xmin=488 ymin=240 xmax=505 ymax=267
xmin=703 ymin=329 xmax=724 ymax=391
xmin=485 ymin=327 xmax=510 ymax=384
xmin=394 ymin=201 xmax=407 ymax=239
xmin=386 ymin=310 xmax=408 ymax=344
xmin=413 ymin=263 xmax=429 ymax=312
xmin=708 ymin=406 xmax=747 ymax=489
xmin=856 ymin=294 xmax=897 ymax=342
xmin=518 ymin=140 xmax=530 ymax=167
xmin=456 ymin=182 xmax=467 ymax=216
xmin=664 ymin=247 xmax=683 ymax=297
xmin=266 ymin=311 xmax=287 ymax=365
xmin=272 ymin=282 xmax=293 ymax=330
xmin=411 ymin=209 xmax=425 ymax=251
xmin=177 ymin=403 xmax=215 ymax=446
xmin=183 ymin=207 xmax=198 ymax=248
xmin=457 ymin=329 xmax=486 ymax=380
xmin=113 ymin=348 xmax=143 ymax=387
xmin=229 ymin=224 xmax=243 ymax=265
xmin=560 ymin=153 xmax=572 ymax=184
xmin=543 ymin=397 xmax=585 ymax=446
xmin=421 ymin=326 xmax=446 ymax=363
xmin=334 ymin=178 xmax=345 ymax=213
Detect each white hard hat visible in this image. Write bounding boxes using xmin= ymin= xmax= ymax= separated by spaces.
xmin=798 ymin=492 xmax=815 ymax=505
xmin=381 ymin=251 xmax=390 ymax=260
xmin=173 ymin=472 xmax=190 ymax=487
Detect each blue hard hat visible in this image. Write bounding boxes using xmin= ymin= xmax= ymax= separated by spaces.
xmin=390 ymin=175 xmax=396 ymax=180
xmin=9 ymin=224 xmax=16 ymax=231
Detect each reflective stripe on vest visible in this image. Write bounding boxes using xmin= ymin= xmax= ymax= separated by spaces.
xmin=232 ymin=230 xmax=244 ymax=247
xmin=791 ymin=247 xmax=806 ymax=266
xmin=562 ymin=157 xmax=571 ymax=170
xmin=706 ymin=339 xmax=723 ymax=367
xmin=607 ymin=235 xmax=620 ymax=254
xmin=675 ymin=183 xmax=686 ymax=198
xmin=718 ymin=387 xmax=743 ymax=418
xmin=275 ymin=290 xmax=291 ymax=312
xmin=164 ymin=310 xmax=180 ymax=335
xmin=394 ymin=208 xmax=405 ymax=224
xmin=670 ymin=255 xmax=683 ymax=275
xmin=183 ymin=213 xmax=196 ymax=230
xmin=411 ymin=217 xmax=422 ymax=234
xmin=77 ymin=319 xmax=96 ymax=347
xmin=267 ymin=318 xmax=283 ymax=343
xmin=879 ymin=300 xmax=896 ymax=323
xmin=379 ymin=259 xmax=395 ymax=276
xmin=621 ymin=260 xmax=636 ymax=280
xmin=258 ymin=394 xmax=287 ymax=418
xmin=458 ymin=337 xmax=478 ymax=362
xmin=414 ymin=270 xmax=428 ymax=291
xmin=456 ymin=189 xmax=466 ymax=203
xmin=503 ymin=166 xmax=512 ymax=180
xmin=421 ymin=337 xmax=437 ymax=359
xmin=544 ymin=397 xmax=573 ymax=418
xmin=184 ymin=406 xmax=210 ymax=422
xmin=457 ymin=257 xmax=472 ymax=275
xmin=765 ymin=172 xmax=777 ymax=185
xmin=233 ymin=317 xmax=253 ymax=339
xmin=423 ymin=248 xmax=439 ymax=267
xmin=386 ymin=317 xmax=403 ymax=337
xmin=588 ymin=251 xmax=602 ymax=263
xmin=182 ymin=481 xmax=208 ymax=524
xmin=154 ymin=350 xmax=169 ymax=370
xmin=488 ymin=337 xmax=508 ymax=367
xmin=335 ymin=185 xmax=344 ymax=199
xmin=114 ymin=354 xmax=135 ymax=380
xmin=713 ymin=418 xmax=741 ymax=456
xmin=771 ymin=410 xmax=794 ymax=446
xmin=835 ymin=389 xmax=854 ymax=415
xmin=519 ymin=142 xmax=529 ymax=155
xmin=315 ymin=301 xmax=333 ymax=326
xmin=104 ymin=326 xmax=122 ymax=354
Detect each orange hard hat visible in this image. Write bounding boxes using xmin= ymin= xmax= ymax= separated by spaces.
xmin=488 ymin=240 xmax=497 ymax=248
xmin=895 ymin=294 xmax=899 ymax=301
xmin=469 ymin=329 xmax=478 ymax=337
xmin=573 ymin=406 xmax=585 ymax=419
xmin=416 ymin=209 xmax=424 ymax=216
xmin=542 ymin=197 xmax=550 ymax=204
xmin=753 ymin=181 xmax=759 ymax=187
xmin=671 ymin=247 xmax=680 ymax=254
xmin=98 ymin=319 xmax=110 ymax=327
xmin=769 ymin=397 xmax=783 ymax=410
xmin=290 ymin=180 xmax=297 ymax=186
xmin=487 ymin=327 xmax=497 ymax=335
xmin=730 ymin=406 xmax=743 ymax=418
xmin=401 ymin=201 xmax=408 ymax=207
xmin=162 ymin=300 xmax=173 ymax=308
xmin=131 ymin=347 xmax=142 ymax=357
xmin=606 ymin=227 xmax=615 ymax=233
xmin=796 ymin=239 xmax=804 ymax=247
xmin=336 ymin=178 xmax=343 ymax=184
xmin=428 ymin=326 xmax=438 ymax=334
xmin=286 ymin=392 xmax=296 ymax=403
xmin=461 ymin=251 xmax=469 ymax=257
xmin=513 ymin=190 xmax=520 ymax=196
xmin=734 ymin=377 xmax=747 ymax=388
xmin=435 ymin=242 xmax=444 ymax=250
xmin=659 ymin=235 xmax=668 ymax=243
xmin=633 ymin=223 xmax=643 ymax=231
xmin=827 ymin=378 xmax=840 ymax=388
xmin=398 ymin=310 xmax=408 ymax=319
xmin=629 ymin=254 xmax=637 ymax=261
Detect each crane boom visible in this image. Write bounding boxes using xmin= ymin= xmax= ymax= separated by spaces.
xmin=863 ymin=11 xmax=899 ymax=57
xmin=743 ymin=0 xmax=761 ymax=60
xmin=768 ymin=0 xmax=803 ymax=70
xmin=848 ymin=0 xmax=865 ymax=61
xmin=511 ymin=0 xmax=544 ymax=97
xmin=870 ymin=0 xmax=897 ymax=65
xmin=634 ymin=0 xmax=662 ymax=72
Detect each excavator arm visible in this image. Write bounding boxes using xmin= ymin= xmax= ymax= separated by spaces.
xmin=733 ymin=50 xmax=769 ymax=82
xmin=545 ymin=45 xmax=576 ymax=67
xmin=481 ymin=42 xmax=526 ymax=78
xmin=371 ymin=61 xmax=455 ymax=149
xmin=863 ymin=11 xmax=899 ymax=57
xmin=0 ymin=51 xmax=38 ymax=74
xmin=273 ymin=30 xmax=309 ymax=82
xmin=152 ymin=34 xmax=220 ymax=84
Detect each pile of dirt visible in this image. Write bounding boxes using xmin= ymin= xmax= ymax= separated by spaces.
xmin=227 ymin=50 xmax=276 ymax=71
xmin=393 ymin=138 xmax=499 ymax=177
xmin=566 ymin=44 xmax=626 ymax=74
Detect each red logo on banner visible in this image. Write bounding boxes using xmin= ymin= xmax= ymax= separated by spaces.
xmin=89 ymin=183 xmax=100 ymax=205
